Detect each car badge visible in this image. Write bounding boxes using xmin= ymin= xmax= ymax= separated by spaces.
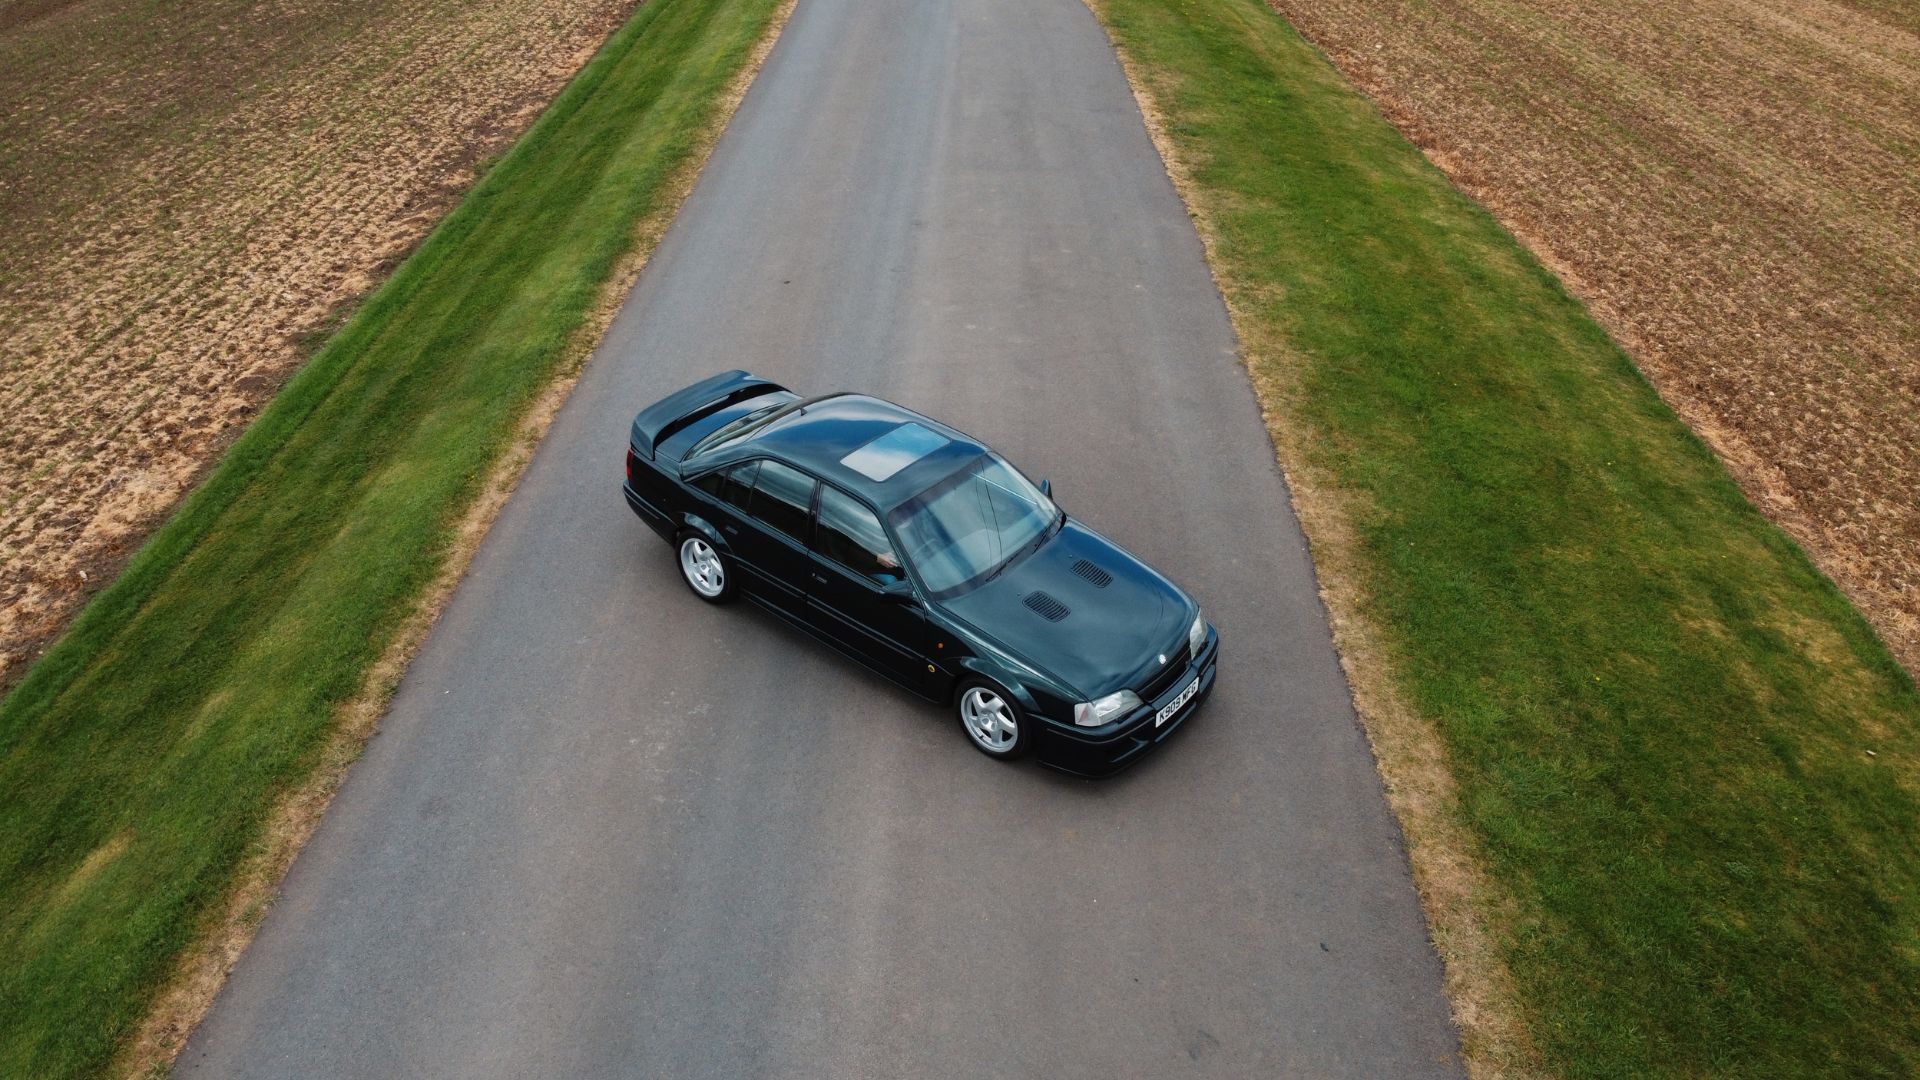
xmin=1158 ymin=653 xmax=1168 ymax=666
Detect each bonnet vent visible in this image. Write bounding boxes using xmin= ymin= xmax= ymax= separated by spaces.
xmin=1023 ymin=591 xmax=1070 ymax=622
xmin=1070 ymin=559 xmax=1113 ymax=588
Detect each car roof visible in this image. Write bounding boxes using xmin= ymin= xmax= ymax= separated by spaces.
xmin=724 ymin=394 xmax=990 ymax=513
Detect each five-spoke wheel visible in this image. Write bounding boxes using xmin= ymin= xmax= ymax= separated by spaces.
xmin=677 ymin=533 xmax=734 ymax=602
xmin=958 ymin=680 xmax=1029 ymax=760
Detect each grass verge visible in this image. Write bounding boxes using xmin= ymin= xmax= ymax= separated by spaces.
xmin=1086 ymin=0 xmax=1920 ymax=1076
xmin=0 ymin=0 xmax=785 ymax=1074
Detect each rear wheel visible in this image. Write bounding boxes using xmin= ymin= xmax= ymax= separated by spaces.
xmin=677 ymin=532 xmax=735 ymax=603
xmin=957 ymin=679 xmax=1030 ymax=761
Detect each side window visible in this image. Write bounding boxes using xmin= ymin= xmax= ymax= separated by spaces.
xmin=719 ymin=460 xmax=759 ymax=510
xmin=692 ymin=460 xmax=758 ymax=511
xmin=815 ymin=486 xmax=902 ymax=584
xmin=746 ymin=460 xmax=816 ymax=541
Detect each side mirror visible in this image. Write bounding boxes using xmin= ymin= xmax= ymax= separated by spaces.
xmin=1039 ymin=478 xmax=1052 ymax=498
xmin=879 ymin=578 xmax=916 ymax=602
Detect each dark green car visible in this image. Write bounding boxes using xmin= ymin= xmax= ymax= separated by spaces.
xmin=623 ymin=370 xmax=1218 ymax=775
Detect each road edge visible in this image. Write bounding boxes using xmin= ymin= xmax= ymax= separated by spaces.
xmin=111 ymin=2 xmax=799 ymax=1074
xmin=1078 ymin=1 xmax=1535 ymax=1075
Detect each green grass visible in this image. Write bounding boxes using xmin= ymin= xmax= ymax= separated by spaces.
xmin=0 ymin=0 xmax=780 ymax=1074
xmin=1090 ymin=0 xmax=1920 ymax=1076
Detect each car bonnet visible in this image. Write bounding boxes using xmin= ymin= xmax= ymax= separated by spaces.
xmin=934 ymin=520 xmax=1193 ymax=701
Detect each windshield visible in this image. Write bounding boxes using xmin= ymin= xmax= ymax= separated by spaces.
xmin=889 ymin=455 xmax=1059 ymax=597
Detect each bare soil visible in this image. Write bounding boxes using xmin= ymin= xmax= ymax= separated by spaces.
xmin=1264 ymin=0 xmax=1920 ymax=675
xmin=0 ymin=0 xmax=637 ymax=686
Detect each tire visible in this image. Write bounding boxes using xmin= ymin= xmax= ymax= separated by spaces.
xmin=676 ymin=531 xmax=736 ymax=604
xmin=956 ymin=678 xmax=1031 ymax=761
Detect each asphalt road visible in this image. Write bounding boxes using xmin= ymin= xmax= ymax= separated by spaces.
xmin=179 ymin=0 xmax=1463 ymax=1075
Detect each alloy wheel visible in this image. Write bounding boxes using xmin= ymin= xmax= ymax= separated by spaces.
xmin=680 ymin=537 xmax=725 ymax=597
xmin=961 ymin=686 xmax=1019 ymax=753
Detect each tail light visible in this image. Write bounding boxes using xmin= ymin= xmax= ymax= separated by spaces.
xmin=626 ymin=447 xmax=638 ymax=484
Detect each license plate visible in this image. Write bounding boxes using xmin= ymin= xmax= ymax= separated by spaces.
xmin=1156 ymin=676 xmax=1199 ymax=727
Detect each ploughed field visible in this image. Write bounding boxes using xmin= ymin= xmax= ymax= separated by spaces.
xmin=0 ymin=0 xmax=635 ymax=685
xmin=1265 ymin=0 xmax=1920 ymax=673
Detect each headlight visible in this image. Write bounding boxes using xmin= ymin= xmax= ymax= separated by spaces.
xmin=1073 ymin=689 xmax=1142 ymax=727
xmin=1188 ymin=610 xmax=1207 ymax=655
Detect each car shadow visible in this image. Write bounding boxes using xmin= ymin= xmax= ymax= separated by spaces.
xmin=646 ymin=540 xmax=1179 ymax=792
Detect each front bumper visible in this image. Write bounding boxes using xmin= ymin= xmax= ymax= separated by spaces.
xmin=1033 ymin=628 xmax=1220 ymax=778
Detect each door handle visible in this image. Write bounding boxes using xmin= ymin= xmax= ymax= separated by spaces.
xmin=810 ymin=573 xmax=828 ymax=584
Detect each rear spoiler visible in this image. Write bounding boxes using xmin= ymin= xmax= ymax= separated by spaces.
xmin=629 ymin=370 xmax=786 ymax=458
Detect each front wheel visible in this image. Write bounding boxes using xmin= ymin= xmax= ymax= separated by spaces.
xmin=957 ymin=679 xmax=1031 ymax=761
xmin=677 ymin=532 xmax=736 ymax=603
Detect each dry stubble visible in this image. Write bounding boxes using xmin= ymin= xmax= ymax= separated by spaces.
xmin=1263 ymin=0 xmax=1920 ymax=675
xmin=0 ymin=0 xmax=638 ymax=685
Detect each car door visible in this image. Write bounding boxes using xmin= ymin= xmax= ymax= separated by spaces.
xmin=807 ymin=483 xmax=930 ymax=693
xmin=722 ymin=458 xmax=817 ymax=620
xmin=686 ymin=457 xmax=761 ymax=572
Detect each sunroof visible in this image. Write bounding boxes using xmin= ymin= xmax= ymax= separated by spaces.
xmin=840 ymin=422 xmax=951 ymax=482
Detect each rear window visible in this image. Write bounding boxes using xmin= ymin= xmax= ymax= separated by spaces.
xmin=684 ymin=399 xmax=802 ymax=460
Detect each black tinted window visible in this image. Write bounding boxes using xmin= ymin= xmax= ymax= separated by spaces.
xmin=747 ymin=460 xmax=815 ymax=540
xmin=815 ymin=486 xmax=903 ymax=583
xmin=695 ymin=460 xmax=758 ymax=509
xmin=721 ymin=460 xmax=759 ymax=509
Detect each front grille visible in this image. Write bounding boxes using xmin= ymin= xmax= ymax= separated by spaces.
xmin=1023 ymin=591 xmax=1070 ymax=622
xmin=1137 ymin=642 xmax=1192 ymax=703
